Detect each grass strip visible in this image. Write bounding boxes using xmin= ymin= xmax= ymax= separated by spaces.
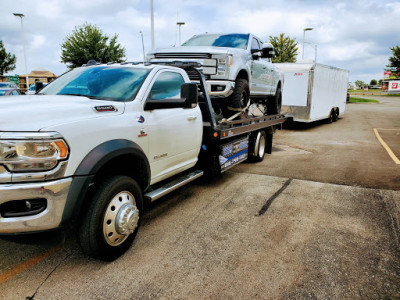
xmin=349 ymin=97 xmax=379 ymax=103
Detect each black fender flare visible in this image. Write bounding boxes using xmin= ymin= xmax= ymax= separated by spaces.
xmin=61 ymin=139 xmax=150 ymax=226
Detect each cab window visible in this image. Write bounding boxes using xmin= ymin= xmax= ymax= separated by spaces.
xmin=150 ymin=72 xmax=185 ymax=100
xmin=251 ymin=37 xmax=261 ymax=52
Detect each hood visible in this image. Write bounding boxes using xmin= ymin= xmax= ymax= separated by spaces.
xmin=0 ymin=95 xmax=125 ymax=132
xmin=149 ymin=46 xmax=245 ymax=56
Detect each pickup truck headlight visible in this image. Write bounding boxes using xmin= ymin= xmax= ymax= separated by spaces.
xmin=216 ymin=56 xmax=233 ymax=77
xmin=0 ymin=138 xmax=68 ymax=172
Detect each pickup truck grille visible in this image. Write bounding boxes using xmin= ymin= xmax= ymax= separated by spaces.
xmin=186 ymin=69 xmax=210 ymax=81
xmin=154 ymin=53 xmax=212 ymax=59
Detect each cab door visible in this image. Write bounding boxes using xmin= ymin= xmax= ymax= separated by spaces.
xmin=250 ymin=37 xmax=273 ymax=95
xmin=142 ymin=70 xmax=202 ymax=184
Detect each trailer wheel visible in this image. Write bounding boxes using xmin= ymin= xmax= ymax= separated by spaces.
xmin=327 ymin=109 xmax=334 ymax=123
xmin=266 ymin=86 xmax=282 ymax=115
xmin=249 ymin=131 xmax=267 ymax=162
xmin=79 ymin=175 xmax=143 ymax=261
xmin=334 ymin=108 xmax=339 ymax=121
xmin=226 ymin=78 xmax=250 ymax=116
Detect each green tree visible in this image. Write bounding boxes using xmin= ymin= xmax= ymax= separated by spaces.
xmin=60 ymin=23 xmax=126 ymax=69
xmin=386 ymin=45 xmax=400 ymax=72
xmin=269 ymin=33 xmax=298 ymax=63
xmin=378 ymin=79 xmax=383 ymax=86
xmin=370 ymin=79 xmax=377 ymax=85
xmin=0 ymin=40 xmax=17 ymax=75
xmin=355 ymin=80 xmax=366 ymax=88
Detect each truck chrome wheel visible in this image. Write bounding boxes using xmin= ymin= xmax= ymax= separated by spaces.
xmin=79 ymin=175 xmax=143 ymax=261
xmin=103 ymin=191 xmax=139 ymax=247
xmin=258 ymin=133 xmax=266 ymax=158
xmin=249 ymin=130 xmax=266 ymax=162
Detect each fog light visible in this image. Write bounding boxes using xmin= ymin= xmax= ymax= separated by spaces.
xmin=0 ymin=199 xmax=47 ymax=218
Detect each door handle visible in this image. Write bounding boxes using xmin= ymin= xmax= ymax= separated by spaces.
xmin=187 ymin=116 xmax=197 ymax=121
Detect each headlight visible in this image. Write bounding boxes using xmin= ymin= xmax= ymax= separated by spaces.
xmin=216 ymin=56 xmax=233 ymax=77
xmin=0 ymin=134 xmax=69 ymax=172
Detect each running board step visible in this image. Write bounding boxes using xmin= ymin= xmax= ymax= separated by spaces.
xmin=144 ymin=170 xmax=204 ymax=202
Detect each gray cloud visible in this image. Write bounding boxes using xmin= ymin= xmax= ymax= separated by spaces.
xmin=1 ymin=0 xmax=398 ymax=84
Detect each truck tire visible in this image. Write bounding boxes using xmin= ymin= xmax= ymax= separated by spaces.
xmin=227 ymin=78 xmax=250 ymax=114
xmin=248 ymin=130 xmax=266 ymax=162
xmin=266 ymin=87 xmax=282 ymax=115
xmin=79 ymin=175 xmax=143 ymax=261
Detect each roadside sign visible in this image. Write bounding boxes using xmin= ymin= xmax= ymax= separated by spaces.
xmin=9 ymin=75 xmax=19 ymax=86
xmin=388 ymin=80 xmax=400 ymax=93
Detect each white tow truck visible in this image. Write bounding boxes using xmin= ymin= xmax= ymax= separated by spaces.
xmin=0 ymin=61 xmax=285 ymax=260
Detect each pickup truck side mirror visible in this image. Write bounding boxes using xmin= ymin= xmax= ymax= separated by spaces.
xmin=261 ymin=43 xmax=275 ymax=59
xmin=181 ymin=83 xmax=198 ymax=108
xmin=251 ymin=48 xmax=261 ymax=60
xmin=144 ymin=83 xmax=198 ymax=110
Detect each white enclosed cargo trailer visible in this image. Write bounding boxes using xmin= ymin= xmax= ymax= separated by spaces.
xmin=275 ymin=62 xmax=349 ymax=123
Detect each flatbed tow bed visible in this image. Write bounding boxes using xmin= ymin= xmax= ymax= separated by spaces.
xmin=144 ymin=62 xmax=286 ymax=201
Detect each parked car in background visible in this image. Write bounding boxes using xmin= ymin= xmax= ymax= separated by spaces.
xmin=0 ymin=88 xmax=24 ymax=96
xmin=0 ymin=82 xmax=18 ymax=89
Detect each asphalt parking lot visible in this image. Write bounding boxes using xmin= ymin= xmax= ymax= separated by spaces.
xmin=0 ymin=97 xmax=399 ymax=299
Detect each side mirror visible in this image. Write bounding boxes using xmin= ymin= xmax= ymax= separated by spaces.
xmin=181 ymin=83 xmax=198 ymax=108
xmin=251 ymin=48 xmax=261 ymax=60
xmin=261 ymin=42 xmax=275 ymax=59
xmin=144 ymin=83 xmax=198 ymax=110
xmin=35 ymin=81 xmax=44 ymax=92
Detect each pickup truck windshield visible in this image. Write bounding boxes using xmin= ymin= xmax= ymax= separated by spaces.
xmin=40 ymin=66 xmax=150 ymax=101
xmin=182 ymin=34 xmax=249 ymax=49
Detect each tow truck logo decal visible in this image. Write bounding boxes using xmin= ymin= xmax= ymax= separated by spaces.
xmin=294 ymin=73 xmax=303 ymax=76
xmin=137 ymin=115 xmax=145 ymax=123
xmin=138 ymin=128 xmax=147 ymax=137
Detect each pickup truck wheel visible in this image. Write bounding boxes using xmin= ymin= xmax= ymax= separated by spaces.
xmin=266 ymin=87 xmax=282 ymax=115
xmin=249 ymin=130 xmax=266 ymax=162
xmin=227 ymin=78 xmax=250 ymax=114
xmin=79 ymin=175 xmax=143 ymax=261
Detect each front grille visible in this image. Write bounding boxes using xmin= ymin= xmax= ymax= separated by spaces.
xmin=186 ymin=69 xmax=210 ymax=81
xmin=154 ymin=53 xmax=212 ymax=59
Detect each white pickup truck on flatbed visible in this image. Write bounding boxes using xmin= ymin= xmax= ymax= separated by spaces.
xmin=0 ymin=61 xmax=285 ymax=260
xmin=147 ymin=33 xmax=283 ymax=116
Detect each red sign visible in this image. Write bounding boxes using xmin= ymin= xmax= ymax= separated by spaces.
xmin=392 ymin=82 xmax=399 ymax=89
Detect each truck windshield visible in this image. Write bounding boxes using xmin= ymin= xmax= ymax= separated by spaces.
xmin=40 ymin=66 xmax=150 ymax=102
xmin=182 ymin=34 xmax=249 ymax=49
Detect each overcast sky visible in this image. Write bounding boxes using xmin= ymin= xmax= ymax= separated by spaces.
xmin=1 ymin=0 xmax=399 ymax=84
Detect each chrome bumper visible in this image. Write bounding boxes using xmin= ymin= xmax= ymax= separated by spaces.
xmin=0 ymin=178 xmax=72 ymax=233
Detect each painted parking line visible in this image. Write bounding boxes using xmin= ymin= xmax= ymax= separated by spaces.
xmin=373 ymin=128 xmax=400 ymax=165
xmin=0 ymin=246 xmax=60 ymax=285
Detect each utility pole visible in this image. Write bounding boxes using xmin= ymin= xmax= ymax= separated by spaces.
xmin=176 ymin=22 xmax=185 ymax=45
xmin=140 ymin=31 xmax=145 ymax=62
xmin=150 ymin=0 xmax=155 ymax=50
xmin=302 ymin=27 xmax=313 ymax=60
xmin=13 ymin=13 xmax=29 ymax=92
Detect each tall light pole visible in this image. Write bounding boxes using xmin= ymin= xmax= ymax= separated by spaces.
xmin=13 ymin=13 xmax=29 ymax=92
xmin=150 ymin=0 xmax=155 ymax=50
xmin=176 ymin=22 xmax=185 ymax=46
xmin=302 ymin=27 xmax=313 ymax=60
xmin=139 ymin=31 xmax=145 ymax=62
